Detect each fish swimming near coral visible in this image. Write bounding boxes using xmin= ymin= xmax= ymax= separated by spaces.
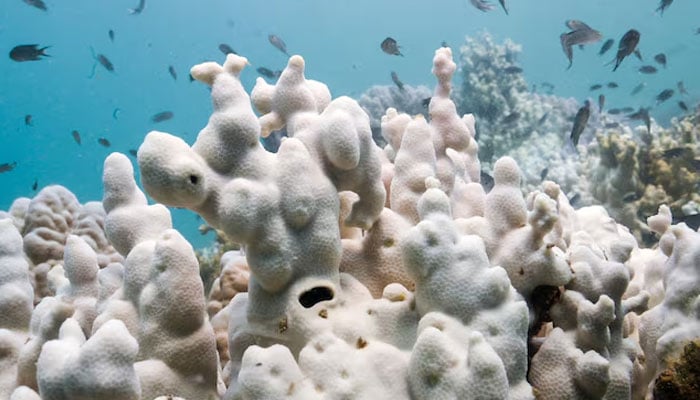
xmin=655 ymin=89 xmax=674 ymax=104
xmin=655 ymin=0 xmax=673 ymax=15
xmin=32 ymin=179 xmax=38 ymax=191
xmin=503 ymin=66 xmax=523 ymax=74
xmin=570 ymin=100 xmax=591 ymax=146
xmin=256 ymin=67 xmax=281 ymax=79
xmin=589 ymin=84 xmax=603 ymax=91
xmin=390 ymin=71 xmax=404 ymax=91
xmin=71 ymin=130 xmax=81 ymax=145
xmin=607 ymin=82 xmax=618 ymax=89
xmin=540 ymin=167 xmax=549 ymax=181
xmin=97 ymin=138 xmax=111 ymax=147
xmin=560 ymin=20 xmax=602 ymax=69
xmin=22 ymin=0 xmax=47 ymax=11
xmin=612 ymin=29 xmax=640 ymax=71
xmin=268 ymin=34 xmax=290 ymax=57
xmin=0 ymin=162 xmax=17 ymax=173
xmin=468 ymin=0 xmax=495 ymax=12
xmin=480 ymin=171 xmax=495 ymax=192
xmin=128 ymin=0 xmax=146 ymax=15
xmin=654 ymin=53 xmax=667 ymax=68
xmin=678 ymin=101 xmax=688 ymax=112
xmin=128 ymin=149 xmax=137 ymax=157
xmin=151 ymin=111 xmax=174 ymax=123
xmin=218 ymin=44 xmax=237 ymax=55
xmin=168 ymin=65 xmax=177 ymax=80
xmin=9 ymin=44 xmax=50 ymax=62
xmin=599 ymin=39 xmax=614 ymax=55
xmin=638 ymin=65 xmax=658 ymax=74
xmin=502 ymin=112 xmax=520 ymax=124
xmin=380 ymin=37 xmax=403 ymax=56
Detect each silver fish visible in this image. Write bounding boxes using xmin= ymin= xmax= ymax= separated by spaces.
xmin=268 ymin=34 xmax=290 ymax=57
xmin=469 ymin=0 xmax=495 ymax=12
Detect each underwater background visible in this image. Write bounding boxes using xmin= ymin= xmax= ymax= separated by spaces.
xmin=1 ymin=0 xmax=698 ymax=248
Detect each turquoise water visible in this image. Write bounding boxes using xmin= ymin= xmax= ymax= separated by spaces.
xmin=1 ymin=0 xmax=698 ymax=247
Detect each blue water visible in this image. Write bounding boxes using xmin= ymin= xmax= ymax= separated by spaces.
xmin=1 ymin=0 xmax=698 ymax=248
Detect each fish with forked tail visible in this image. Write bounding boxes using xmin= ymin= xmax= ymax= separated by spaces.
xmin=380 ymin=37 xmax=403 ymax=56
xmin=570 ymin=100 xmax=591 ymax=147
xmin=10 ymin=44 xmax=50 ymax=62
xmin=612 ymin=29 xmax=640 ymax=71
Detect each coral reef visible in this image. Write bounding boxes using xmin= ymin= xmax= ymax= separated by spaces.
xmin=0 ymin=44 xmax=698 ymax=400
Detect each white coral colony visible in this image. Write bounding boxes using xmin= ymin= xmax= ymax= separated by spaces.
xmin=0 ymin=46 xmax=697 ymax=400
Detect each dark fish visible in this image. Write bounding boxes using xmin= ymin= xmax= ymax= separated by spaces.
xmin=151 ymin=111 xmax=174 ymax=123
xmin=390 ymin=71 xmax=404 ymax=91
xmin=128 ymin=0 xmax=146 ymax=15
xmin=655 ymin=89 xmax=674 ymax=104
xmin=631 ymin=83 xmax=646 ymax=95
xmin=480 ymin=171 xmax=495 ymax=193
xmin=168 ymin=65 xmax=177 ymax=80
xmin=498 ymin=0 xmax=508 ymax=15
xmin=622 ymin=192 xmax=641 ymax=202
xmin=662 ymin=147 xmax=688 ymax=159
xmin=560 ymin=23 xmax=602 ymax=69
xmin=469 ymin=0 xmax=495 ymax=12
xmin=71 ymin=130 xmax=81 ymax=145
xmin=639 ymin=65 xmax=658 ymax=74
xmin=108 ymin=29 xmax=115 ymax=42
xmin=22 ymin=0 xmax=46 ymax=11
xmin=673 ymin=214 xmax=700 ymax=231
xmin=441 ymin=41 xmax=449 ymax=48
xmin=598 ymin=94 xmax=605 ymax=112
xmin=268 ymin=34 xmax=290 ymax=56
xmin=612 ymin=29 xmax=640 ymax=71
xmin=89 ymin=48 xmax=115 ymax=74
xmin=654 ymin=53 xmax=667 ymax=68
xmin=540 ymin=167 xmax=549 ymax=181
xmin=604 ymin=122 xmax=621 ymax=128
xmin=256 ymin=67 xmax=280 ymax=79
xmin=97 ymin=138 xmax=111 ymax=148
xmin=421 ymin=97 xmax=431 ymax=108
xmin=128 ymin=149 xmax=137 ymax=157
xmin=569 ymin=193 xmax=581 ymax=207
xmin=570 ymin=100 xmax=591 ymax=146
xmin=24 ymin=115 xmax=32 ymax=126
xmin=503 ymin=66 xmax=523 ymax=74
xmin=607 ymin=82 xmax=618 ymax=89
xmin=0 ymin=162 xmax=17 ymax=173
xmin=218 ymin=44 xmax=237 ymax=55
xmin=32 ymin=179 xmax=38 ymax=191
xmin=599 ymin=39 xmax=614 ymax=55
xmin=9 ymin=44 xmax=50 ymax=62
xmin=502 ymin=112 xmax=520 ymax=124
xmin=677 ymin=81 xmax=688 ymax=95
xmin=537 ymin=112 xmax=549 ymax=125
xmin=678 ymin=101 xmax=689 ymax=112
xmin=112 ymin=108 xmax=121 ymax=120
xmin=607 ymin=108 xmax=622 ymax=115
xmin=380 ymin=37 xmax=403 ymax=56
xmin=656 ymin=0 xmax=673 ymax=15
xmin=627 ymin=107 xmax=651 ymax=133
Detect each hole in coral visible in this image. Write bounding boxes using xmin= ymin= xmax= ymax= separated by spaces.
xmin=189 ymin=174 xmax=199 ymax=185
xmin=383 ymin=238 xmax=394 ymax=247
xmin=299 ymin=286 xmax=334 ymax=308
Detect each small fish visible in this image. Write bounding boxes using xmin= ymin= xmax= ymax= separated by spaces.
xmin=22 ymin=0 xmax=47 ymax=11
xmin=540 ymin=167 xmax=549 ymax=181
xmin=0 ymin=162 xmax=17 ymax=173
xmin=631 ymin=82 xmax=646 ymax=95
xmin=380 ymin=37 xmax=403 ymax=56
xmin=390 ymin=71 xmax=404 ymax=91
xmin=218 ymin=44 xmax=237 ymax=55
xmin=480 ymin=171 xmax=495 ymax=193
xmin=599 ymin=39 xmax=614 ymax=55
xmin=108 ymin=29 xmax=115 ymax=42
xmin=622 ymin=192 xmax=641 ymax=202
xmin=32 ymin=179 xmax=38 ymax=191
xmin=663 ymin=147 xmax=687 ymax=159
xmin=112 ymin=108 xmax=121 ymax=120
xmin=502 ymin=112 xmax=520 ymax=124
xmin=71 ymin=130 xmax=81 ymax=145
xmin=537 ymin=112 xmax=549 ymax=125
xmin=441 ymin=41 xmax=449 ymax=48
xmin=620 ymin=107 xmax=635 ymax=113
xmin=9 ymin=44 xmax=50 ymax=62
xmin=151 ymin=111 xmax=174 ymax=123
xmin=168 ymin=65 xmax=177 ymax=80
xmin=607 ymin=108 xmax=622 ymax=115
xmin=639 ymin=65 xmax=658 ymax=74
xmin=612 ymin=29 xmax=640 ymax=71
xmin=673 ymin=214 xmax=700 ymax=231
xmin=570 ymin=100 xmax=591 ymax=146
xmin=97 ymin=138 xmax=111 ymax=147
xmin=678 ymin=101 xmax=689 ymax=112
xmin=654 ymin=53 xmax=667 ymax=68
xmin=24 ymin=115 xmax=32 ymax=126
xmin=569 ymin=193 xmax=581 ymax=207
xmin=677 ymin=81 xmax=688 ymax=95
xmin=604 ymin=122 xmax=621 ymax=128
xmin=128 ymin=0 xmax=146 ymax=15
xmin=421 ymin=97 xmax=431 ymax=108
xmin=607 ymin=82 xmax=618 ymax=89
xmin=498 ymin=0 xmax=508 ymax=15
xmin=655 ymin=89 xmax=674 ymax=104
xmin=656 ymin=0 xmax=673 ymax=15
xmin=560 ymin=23 xmax=603 ymax=69
xmin=268 ymin=34 xmax=290 ymax=56
xmin=598 ymin=94 xmax=605 ymax=112
xmin=469 ymin=0 xmax=495 ymax=12
xmin=627 ymin=107 xmax=651 ymax=133
xmin=128 ymin=149 xmax=138 ymax=157
xmin=256 ymin=67 xmax=281 ymax=79
xmin=589 ymin=84 xmax=603 ymax=91
xmin=503 ymin=66 xmax=523 ymax=74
